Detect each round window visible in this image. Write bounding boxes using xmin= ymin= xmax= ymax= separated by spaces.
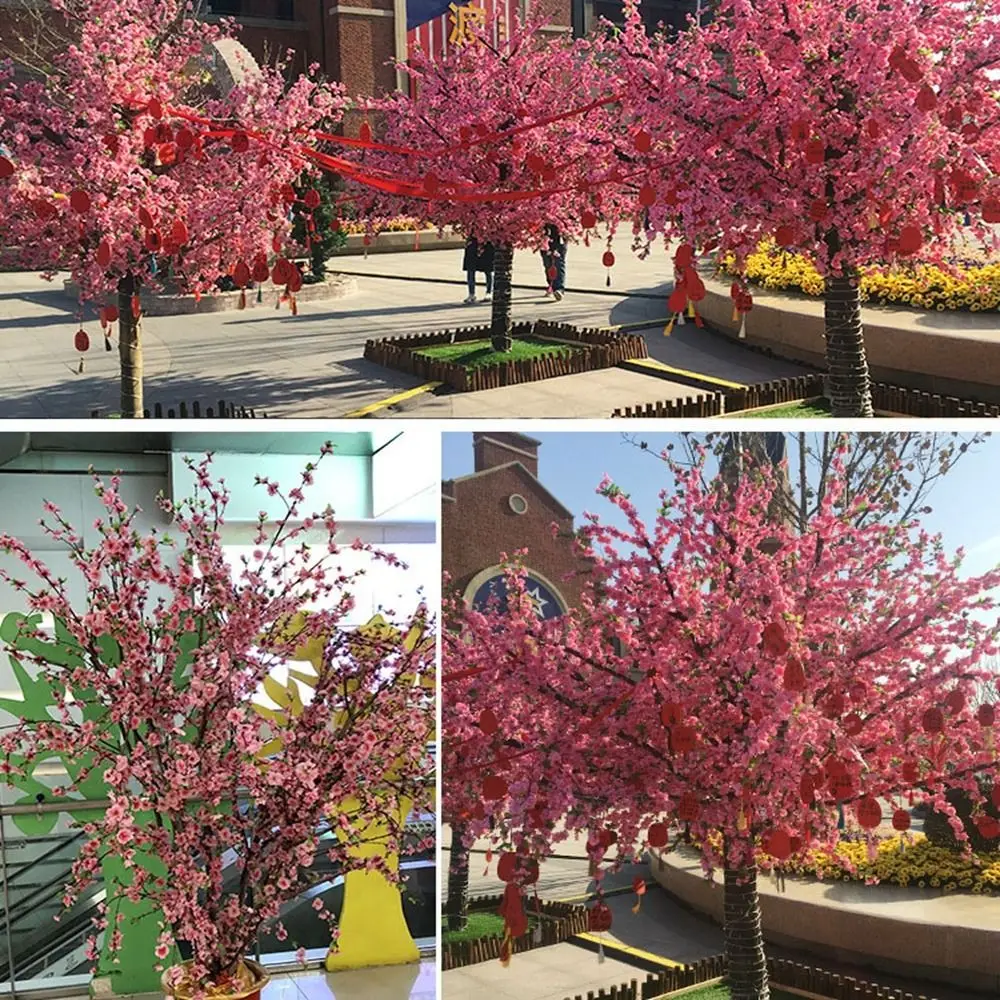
xmin=508 ymin=493 xmax=528 ymax=515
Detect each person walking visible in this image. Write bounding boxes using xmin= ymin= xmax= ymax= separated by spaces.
xmin=541 ymin=224 xmax=567 ymax=301
xmin=463 ymin=237 xmax=495 ymax=303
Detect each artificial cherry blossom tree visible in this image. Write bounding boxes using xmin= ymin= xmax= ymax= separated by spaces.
xmin=0 ymin=0 xmax=347 ymax=416
xmin=444 ymin=436 xmax=1000 ymax=1000
xmin=356 ymin=18 xmax=626 ymax=351
xmin=0 ymin=451 xmax=435 ymax=991
xmin=604 ymin=0 xmax=1000 ymax=416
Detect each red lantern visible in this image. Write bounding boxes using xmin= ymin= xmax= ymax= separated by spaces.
xmin=892 ymin=809 xmax=911 ymax=832
xmin=821 ymin=691 xmax=845 ymax=719
xmin=805 ymin=139 xmax=826 ymax=164
xmin=69 ymin=190 xmax=91 ymax=215
xmin=105 ymin=305 xmax=119 ymax=323
xmin=687 ymin=276 xmax=706 ymax=302
xmin=251 ymin=255 xmax=270 ymax=283
xmin=675 ymin=244 xmax=695 ymax=268
xmin=144 ymin=229 xmax=162 ymax=253
xmin=945 ymin=689 xmax=966 ymax=715
xmin=638 ymin=184 xmax=656 ymax=207
xmin=783 ymin=658 xmax=806 ymax=692
xmin=901 ymin=760 xmax=920 ymax=785
xmin=856 ymin=796 xmax=882 ymax=830
xmin=761 ymin=622 xmax=789 ymax=656
xmin=634 ymin=130 xmax=652 ymax=153
xmin=175 ymin=127 xmax=195 ymax=150
xmin=865 ymin=120 xmax=880 ymax=140
xmin=763 ymin=830 xmax=792 ymax=861
xmin=482 ymin=774 xmax=508 ymax=801
xmin=897 ymin=226 xmax=922 ymax=256
xmin=668 ymin=286 xmax=687 ymax=314
xmin=648 ymin=822 xmax=668 ymax=848
xmin=74 ymin=329 xmax=90 ymax=352
xmin=287 ymin=266 xmax=303 ymax=294
xmin=915 ymin=85 xmax=938 ymax=113
xmin=271 ymin=258 xmax=293 ymax=286
xmin=581 ymin=210 xmax=597 ymax=229
xmin=496 ymin=852 xmax=516 ymax=881
xmin=0 ymin=155 xmax=16 ymax=178
xmin=808 ymin=199 xmax=828 ymax=222
xmin=230 ymin=131 xmax=250 ymax=153
xmin=233 ymin=261 xmax=251 ymax=289
xmin=789 ymin=120 xmax=809 ymax=142
xmin=992 ymin=784 xmax=1000 ymax=810
xmin=423 ymin=174 xmax=440 ymax=195
xmin=775 ymin=225 xmax=797 ymax=248
xmin=304 ymin=188 xmax=322 ymax=209
xmin=158 ymin=143 xmax=177 ymax=167
xmin=977 ymin=816 xmax=1000 ymax=840
xmin=897 ymin=58 xmax=924 ymax=84
xmin=358 ymin=121 xmax=373 ymax=144
xmin=598 ymin=828 xmax=618 ymax=849
xmin=588 ymin=902 xmax=612 ymax=932
xmin=138 ymin=206 xmax=155 ymax=229
xmin=602 ymin=251 xmax=615 ymax=268
xmin=660 ymin=701 xmax=684 ymax=726
xmin=921 ymin=706 xmax=944 ymax=733
xmin=524 ymin=153 xmax=545 ymax=174
xmin=676 ymin=792 xmax=700 ymax=822
xmin=479 ymin=708 xmax=499 ymax=735
xmin=842 ymin=712 xmax=863 ymax=736
xmin=96 ymin=240 xmax=112 ymax=268
xmin=982 ymin=199 xmax=1000 ymax=225
xmin=33 ymin=199 xmax=57 ymax=220
xmin=976 ymin=703 xmax=996 ymax=727
xmin=800 ymin=773 xmax=815 ymax=805
xmin=671 ymin=725 xmax=697 ymax=753
xmin=171 ymin=219 xmax=189 ymax=246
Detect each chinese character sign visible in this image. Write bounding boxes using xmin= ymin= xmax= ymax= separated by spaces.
xmin=448 ymin=2 xmax=486 ymax=46
xmin=408 ymin=0 xmax=518 ymax=62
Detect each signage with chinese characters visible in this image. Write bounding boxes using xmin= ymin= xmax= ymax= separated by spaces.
xmin=448 ymin=2 xmax=486 ymax=45
xmin=471 ymin=572 xmax=564 ymax=620
xmin=408 ymin=0 xmax=517 ymax=63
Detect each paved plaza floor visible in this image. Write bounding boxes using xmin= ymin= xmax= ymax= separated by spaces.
xmin=0 ymin=234 xmax=805 ymax=419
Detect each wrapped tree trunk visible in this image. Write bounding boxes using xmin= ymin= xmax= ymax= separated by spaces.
xmin=118 ymin=272 xmax=143 ymax=418
xmin=445 ymin=823 xmax=471 ymax=932
xmin=723 ymin=865 xmax=770 ymax=1000
xmin=490 ymin=243 xmax=515 ymax=353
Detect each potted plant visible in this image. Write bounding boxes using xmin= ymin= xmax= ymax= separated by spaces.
xmin=0 ymin=448 xmax=435 ymax=996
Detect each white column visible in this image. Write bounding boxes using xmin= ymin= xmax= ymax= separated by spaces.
xmin=394 ymin=0 xmax=408 ymax=92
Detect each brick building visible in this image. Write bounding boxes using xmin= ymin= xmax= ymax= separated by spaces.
xmin=442 ymin=432 xmax=589 ymax=616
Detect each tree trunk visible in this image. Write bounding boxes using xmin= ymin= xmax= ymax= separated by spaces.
xmin=445 ymin=823 xmax=470 ymax=932
xmin=723 ymin=866 xmax=769 ymax=1000
xmin=118 ymin=272 xmax=143 ymax=418
xmin=490 ymin=243 xmax=514 ymax=353
xmin=824 ymin=267 xmax=873 ymax=418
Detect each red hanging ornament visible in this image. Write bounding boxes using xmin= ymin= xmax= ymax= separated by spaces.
xmin=631 ymin=876 xmax=646 ymax=914
xmin=158 ymin=143 xmax=177 ymax=167
xmin=233 ymin=261 xmax=251 ymax=288
xmin=144 ymin=229 xmax=162 ymax=253
xmin=763 ymin=829 xmax=792 ymax=861
xmin=638 ymin=184 xmax=656 ymax=207
xmin=915 ymin=85 xmax=938 ymax=113
xmin=96 ymin=240 xmax=112 ymax=269
xmin=992 ymin=784 xmax=1000 ymax=810
xmin=789 ymin=120 xmax=810 ymax=142
xmin=0 ymin=156 xmax=13 ymax=179
xmin=74 ymin=329 xmax=90 ymax=352
xmin=634 ymin=130 xmax=652 ymax=153
xmin=175 ymin=127 xmax=195 ymax=150
xmin=921 ymin=706 xmax=944 ymax=733
xmin=483 ymin=774 xmax=508 ymax=801
xmin=897 ymin=226 xmax=922 ymax=256
xmin=251 ymin=255 xmax=270 ymax=284
xmin=783 ymin=658 xmax=806 ymax=693
xmin=602 ymin=250 xmax=615 ymax=268
xmin=976 ymin=703 xmax=996 ymax=727
xmin=479 ymin=708 xmax=499 ymax=735
xmin=287 ymin=266 xmax=303 ymax=294
xmin=497 ymin=852 xmax=517 ymax=882
xmin=230 ymin=131 xmax=250 ymax=153
xmin=660 ymin=701 xmax=684 ymax=726
xmin=674 ymin=244 xmax=695 ymax=268
xmin=146 ymin=96 xmax=163 ymax=120
xmin=303 ymin=188 xmax=322 ymax=209
xmin=901 ymin=759 xmax=920 ymax=785
xmin=804 ymin=139 xmax=826 ymax=164
xmin=33 ymin=199 xmax=57 ymax=220
xmin=945 ymin=689 xmax=966 ymax=715
xmin=865 ymin=119 xmax=880 ymax=140
xmin=775 ymin=225 xmax=798 ymax=248
xmin=675 ymin=792 xmax=700 ymax=822
xmin=69 ymin=190 xmax=91 ymax=215
xmin=131 ymin=294 xmax=141 ymax=320
xmin=171 ymin=219 xmax=189 ymax=246
xmin=581 ymin=209 xmax=597 ymax=229
xmin=358 ymin=121 xmax=373 ymax=144
xmin=138 ymin=206 xmax=155 ymax=229
xmin=588 ymin=902 xmax=612 ymax=932
xmin=856 ymin=796 xmax=882 ymax=830
xmin=799 ymin=773 xmax=815 ymax=805
xmin=671 ymin=724 xmax=697 ymax=753
xmin=891 ymin=809 xmax=911 ymax=832
xmin=842 ymin=712 xmax=863 ymax=736
xmin=647 ymin=822 xmax=668 ymax=848
xmin=761 ymin=622 xmax=790 ymax=656
xmin=271 ymin=258 xmax=293 ymax=286
xmin=105 ymin=305 xmax=118 ymax=323
xmin=822 ymin=692 xmax=846 ymax=719
xmin=668 ymin=286 xmax=687 ymax=314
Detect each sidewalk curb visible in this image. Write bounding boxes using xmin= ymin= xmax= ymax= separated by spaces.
xmin=569 ymin=932 xmax=683 ymax=972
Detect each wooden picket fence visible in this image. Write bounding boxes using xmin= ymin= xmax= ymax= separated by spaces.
xmin=612 ymin=375 xmax=1000 ymax=418
xmin=90 ymin=399 xmax=265 ymax=419
xmin=562 ymin=955 xmax=941 ymax=1000
xmin=441 ymin=893 xmax=589 ymax=971
xmin=364 ymin=320 xmax=648 ymax=393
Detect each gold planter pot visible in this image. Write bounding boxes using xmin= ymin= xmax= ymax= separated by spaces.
xmin=162 ymin=958 xmax=270 ymax=1000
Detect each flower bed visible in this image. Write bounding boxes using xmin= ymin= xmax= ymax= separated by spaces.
xmin=441 ymin=894 xmax=588 ymax=970
xmin=729 ymin=240 xmax=1000 ymax=312
xmin=765 ymin=833 xmax=1000 ymax=895
xmin=364 ymin=320 xmax=648 ymax=393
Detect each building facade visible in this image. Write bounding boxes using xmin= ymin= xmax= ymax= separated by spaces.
xmin=442 ymin=432 xmax=589 ymax=615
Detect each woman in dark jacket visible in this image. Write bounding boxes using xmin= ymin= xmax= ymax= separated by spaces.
xmin=463 ymin=237 xmax=495 ymax=303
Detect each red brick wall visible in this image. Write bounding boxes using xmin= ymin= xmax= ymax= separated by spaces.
xmin=473 ymin=432 xmax=540 ymax=478
xmin=442 ymin=463 xmax=589 ymax=610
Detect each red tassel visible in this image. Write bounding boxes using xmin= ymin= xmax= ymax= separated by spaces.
xmin=131 ymin=294 xmax=141 ymax=320
xmin=238 ymin=289 xmax=246 ymax=310
xmin=104 ymin=336 xmax=112 ymax=352
xmin=606 ymin=273 xmax=611 ymax=287
xmin=290 ymin=295 xmax=298 ymax=316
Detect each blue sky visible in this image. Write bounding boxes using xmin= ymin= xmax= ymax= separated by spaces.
xmin=442 ymin=432 xmax=1000 ymax=577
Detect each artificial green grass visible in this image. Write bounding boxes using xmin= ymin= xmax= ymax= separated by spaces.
xmin=676 ymin=985 xmax=799 ymax=1000
xmin=441 ymin=910 xmax=538 ymax=945
xmin=413 ymin=336 xmax=581 ymax=370
xmin=731 ymin=398 xmax=832 ymax=419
